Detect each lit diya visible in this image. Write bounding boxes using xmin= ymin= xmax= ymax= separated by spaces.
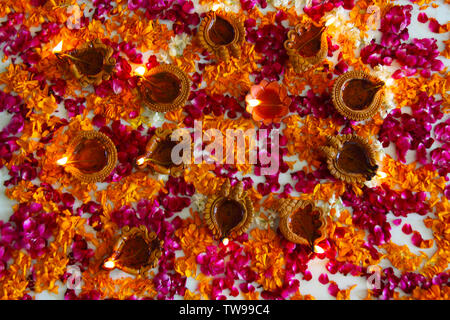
xmin=56 ymin=130 xmax=117 ymax=183
xmin=276 ymin=198 xmax=327 ymax=253
xmin=204 ymin=179 xmax=254 ymax=244
xmin=284 ymin=21 xmax=328 ymax=74
xmin=102 ymin=225 xmax=163 ymax=276
xmin=245 ymin=80 xmax=291 ymax=125
xmin=320 ymin=134 xmax=379 ymax=184
xmin=137 ymin=64 xmax=190 ymax=113
xmin=198 ymin=11 xmax=246 ymax=62
xmin=332 ymin=70 xmax=385 ymax=121
xmin=53 ymin=39 xmax=116 ymax=86
xmin=135 ymin=127 xmax=184 ymax=176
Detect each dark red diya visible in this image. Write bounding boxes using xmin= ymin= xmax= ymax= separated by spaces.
xmin=289 ymin=23 xmax=324 ymax=57
xmin=284 ymin=21 xmax=328 ymax=73
xmin=198 ymin=11 xmax=246 ymax=62
xmin=135 ymin=128 xmax=184 ymax=176
xmin=212 ymin=198 xmax=246 ymax=238
xmin=341 ymin=79 xmax=381 ymax=110
xmin=332 ymin=70 xmax=384 ymax=121
xmin=320 ymin=134 xmax=379 ymax=184
xmin=102 ymin=225 xmax=163 ymax=276
xmin=207 ymin=15 xmax=236 ymax=46
xmin=137 ymin=64 xmax=190 ymax=113
xmin=54 ymin=39 xmax=116 ymax=87
xmin=57 ymin=130 xmax=117 ymax=183
xmin=277 ymin=199 xmax=327 ymax=252
xmin=204 ymin=179 xmax=254 ymax=242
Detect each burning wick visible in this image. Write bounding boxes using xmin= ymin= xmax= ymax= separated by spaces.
xmin=136 ymin=156 xmax=146 ymax=166
xmin=376 ymin=171 xmax=387 ymax=179
xmin=56 ymin=156 xmax=69 ymax=166
xmin=103 ymin=259 xmax=116 ymax=270
xmin=247 ymin=99 xmax=261 ymax=108
xmin=314 ymin=245 xmax=325 ymax=254
xmin=134 ymin=66 xmax=146 ymax=77
xmin=247 ymin=99 xmax=282 ymax=109
xmin=52 ymin=40 xmax=64 ymax=54
xmin=221 ymin=237 xmax=229 ymax=246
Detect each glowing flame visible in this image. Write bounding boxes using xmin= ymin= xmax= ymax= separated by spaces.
xmin=135 ymin=66 xmax=146 ymax=76
xmin=52 ymin=40 xmax=63 ymax=53
xmin=314 ymin=245 xmax=325 ymax=254
xmin=136 ymin=157 xmax=146 ymax=166
xmin=376 ymin=171 xmax=387 ymax=179
xmin=222 ymin=237 xmax=229 ymax=246
xmin=247 ymin=99 xmax=261 ymax=108
xmin=56 ymin=156 xmax=68 ymax=166
xmin=103 ymin=259 xmax=115 ymax=270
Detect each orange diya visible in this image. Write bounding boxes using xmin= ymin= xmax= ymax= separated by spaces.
xmin=245 ymin=81 xmax=291 ymax=125
xmin=137 ymin=64 xmax=190 ymax=113
xmin=204 ymin=179 xmax=254 ymax=243
xmin=332 ymin=70 xmax=385 ymax=121
xmin=57 ymin=130 xmax=117 ymax=183
xmin=102 ymin=225 xmax=163 ymax=276
xmin=284 ymin=21 xmax=328 ymax=74
xmin=135 ymin=127 xmax=185 ymax=176
xmin=276 ymin=198 xmax=327 ymax=252
xmin=198 ymin=11 xmax=246 ymax=62
xmin=54 ymin=39 xmax=116 ymax=86
xmin=320 ymin=134 xmax=379 ymax=184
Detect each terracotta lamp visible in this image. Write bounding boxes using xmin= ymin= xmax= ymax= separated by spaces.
xmin=54 ymin=39 xmax=116 ymax=86
xmin=198 ymin=11 xmax=246 ymax=62
xmin=320 ymin=134 xmax=379 ymax=184
xmin=204 ymin=179 xmax=254 ymax=243
xmin=276 ymin=198 xmax=327 ymax=252
xmin=332 ymin=70 xmax=385 ymax=121
xmin=137 ymin=64 xmax=190 ymax=113
xmin=245 ymin=80 xmax=291 ymax=125
xmin=135 ymin=127 xmax=184 ymax=176
xmin=284 ymin=21 xmax=328 ymax=74
xmin=102 ymin=225 xmax=163 ymax=276
xmin=56 ymin=130 xmax=117 ymax=183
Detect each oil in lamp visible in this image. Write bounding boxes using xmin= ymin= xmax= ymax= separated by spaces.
xmin=198 ymin=10 xmax=246 ymax=62
xmin=102 ymin=225 xmax=163 ymax=276
xmin=284 ymin=21 xmax=328 ymax=74
xmin=320 ymin=134 xmax=379 ymax=184
xmin=56 ymin=130 xmax=117 ymax=183
xmin=245 ymin=80 xmax=291 ymax=125
xmin=331 ymin=70 xmax=385 ymax=121
xmin=204 ymin=179 xmax=254 ymax=243
xmin=52 ymin=39 xmax=116 ymax=86
xmin=135 ymin=127 xmax=185 ymax=176
xmin=136 ymin=64 xmax=191 ymax=113
xmin=276 ymin=198 xmax=327 ymax=253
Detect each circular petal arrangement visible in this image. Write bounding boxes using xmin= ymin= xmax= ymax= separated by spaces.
xmin=0 ymin=0 xmax=449 ymax=301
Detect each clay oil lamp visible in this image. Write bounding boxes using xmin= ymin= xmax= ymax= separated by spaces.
xmin=198 ymin=10 xmax=246 ymax=62
xmin=135 ymin=127 xmax=184 ymax=177
xmin=320 ymin=134 xmax=379 ymax=184
xmin=276 ymin=198 xmax=327 ymax=253
xmin=136 ymin=64 xmax=190 ymax=113
xmin=284 ymin=21 xmax=328 ymax=74
xmin=53 ymin=39 xmax=116 ymax=87
xmin=204 ymin=179 xmax=254 ymax=245
xmin=56 ymin=130 xmax=117 ymax=183
xmin=102 ymin=225 xmax=163 ymax=276
xmin=332 ymin=70 xmax=385 ymax=121
xmin=245 ymin=80 xmax=291 ymax=125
